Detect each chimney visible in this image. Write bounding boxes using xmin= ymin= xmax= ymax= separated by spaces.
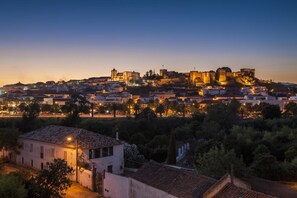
xmin=230 ymin=164 xmax=234 ymax=184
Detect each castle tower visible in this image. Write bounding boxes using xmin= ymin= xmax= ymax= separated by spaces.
xmin=111 ymin=68 xmax=117 ymax=81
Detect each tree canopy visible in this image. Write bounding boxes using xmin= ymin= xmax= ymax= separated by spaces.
xmin=29 ymin=159 xmax=73 ymax=198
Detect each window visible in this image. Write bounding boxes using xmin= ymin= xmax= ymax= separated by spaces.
xmin=94 ymin=148 xmax=101 ymax=158
xmin=51 ymin=148 xmax=55 ymax=157
xmin=64 ymin=151 xmax=67 ymax=161
xmin=41 ymin=163 xmax=44 ymax=170
xmin=89 ymin=150 xmax=93 ymax=159
xmin=21 ymin=157 xmax=24 ymax=165
xmin=40 ymin=146 xmax=44 ymax=159
xmin=107 ymin=165 xmax=113 ymax=173
xmin=30 ymin=144 xmax=33 ymax=152
xmin=31 ymin=160 xmax=33 ymax=167
xmin=109 ymin=147 xmax=113 ymax=156
xmin=102 ymin=147 xmax=108 ymax=157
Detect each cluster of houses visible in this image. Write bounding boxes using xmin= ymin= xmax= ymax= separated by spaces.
xmin=4 ymin=125 xmax=276 ymax=197
xmin=0 ymin=67 xmax=297 ymax=116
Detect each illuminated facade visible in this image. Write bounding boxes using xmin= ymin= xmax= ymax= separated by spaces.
xmin=111 ymin=68 xmax=140 ymax=84
xmin=189 ymin=68 xmax=256 ymax=86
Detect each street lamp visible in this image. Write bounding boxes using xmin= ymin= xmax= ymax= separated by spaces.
xmin=67 ymin=136 xmax=79 ymax=183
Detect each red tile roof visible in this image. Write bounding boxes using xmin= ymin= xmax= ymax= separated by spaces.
xmin=20 ymin=125 xmax=122 ymax=149
xmin=213 ymin=183 xmax=275 ymax=198
xmin=131 ymin=161 xmax=216 ymax=198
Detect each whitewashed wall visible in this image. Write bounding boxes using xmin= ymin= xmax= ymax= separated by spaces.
xmin=103 ymin=173 xmax=177 ymax=198
xmin=103 ymin=172 xmax=129 ymax=198
xmin=78 ymin=169 xmax=93 ymax=190
xmin=89 ymin=144 xmax=124 ymax=174
xmin=17 ymin=139 xmax=77 ymax=169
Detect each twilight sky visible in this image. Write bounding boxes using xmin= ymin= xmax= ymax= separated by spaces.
xmin=0 ymin=0 xmax=296 ymax=86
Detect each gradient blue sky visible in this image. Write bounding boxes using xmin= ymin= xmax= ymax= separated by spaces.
xmin=0 ymin=0 xmax=296 ymax=85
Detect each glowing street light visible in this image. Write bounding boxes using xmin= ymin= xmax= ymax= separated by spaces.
xmin=67 ymin=136 xmax=78 ymax=183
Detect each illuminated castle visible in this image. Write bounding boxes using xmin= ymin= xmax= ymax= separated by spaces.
xmin=111 ymin=68 xmax=141 ymax=83
xmin=190 ymin=67 xmax=255 ymax=86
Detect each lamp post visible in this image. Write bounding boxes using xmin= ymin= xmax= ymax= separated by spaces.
xmin=67 ymin=136 xmax=79 ymax=183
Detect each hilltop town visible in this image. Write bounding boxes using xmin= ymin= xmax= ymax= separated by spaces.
xmin=0 ymin=67 xmax=296 ymax=118
xmin=1 ymin=67 xmax=297 ymax=198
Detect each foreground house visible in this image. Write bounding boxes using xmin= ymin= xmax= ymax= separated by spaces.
xmin=103 ymin=161 xmax=275 ymax=198
xmin=16 ymin=125 xmax=124 ymax=189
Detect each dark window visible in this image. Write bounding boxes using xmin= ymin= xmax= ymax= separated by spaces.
xmin=40 ymin=146 xmax=44 ymax=159
xmin=89 ymin=149 xmax=93 ymax=159
xmin=41 ymin=163 xmax=44 ymax=170
xmin=94 ymin=148 xmax=101 ymax=158
xmin=21 ymin=157 xmax=24 ymax=165
xmin=107 ymin=165 xmax=113 ymax=173
xmin=109 ymin=147 xmax=113 ymax=156
xmin=102 ymin=148 xmax=108 ymax=157
xmin=31 ymin=160 xmax=33 ymax=167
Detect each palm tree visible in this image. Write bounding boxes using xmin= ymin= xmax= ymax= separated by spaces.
xmin=90 ymin=103 xmax=95 ymax=117
xmin=112 ymin=103 xmax=117 ymax=118
xmin=126 ymin=98 xmax=134 ymax=116
xmin=163 ymin=98 xmax=170 ymax=116
xmin=134 ymin=99 xmax=142 ymax=116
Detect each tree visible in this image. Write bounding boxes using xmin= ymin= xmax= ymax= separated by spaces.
xmin=251 ymin=145 xmax=279 ymax=179
xmin=90 ymin=102 xmax=95 ymax=118
xmin=163 ymin=98 xmax=170 ymax=116
xmin=111 ymin=103 xmax=117 ymax=118
xmin=41 ymin=104 xmax=52 ymax=113
xmin=204 ymin=102 xmax=239 ymax=130
xmin=63 ymin=94 xmax=90 ymax=125
xmin=194 ymin=145 xmax=245 ymax=179
xmin=155 ymin=104 xmax=165 ymax=117
xmin=261 ymin=104 xmax=281 ymax=119
xmin=22 ymin=101 xmax=40 ymax=120
xmin=136 ymin=107 xmax=157 ymax=120
xmin=284 ymin=102 xmax=297 ymax=116
xmin=285 ymin=147 xmax=297 ymax=162
xmin=126 ymin=99 xmax=134 ymax=116
xmin=0 ymin=128 xmax=20 ymax=159
xmin=166 ymin=132 xmax=176 ymax=165
xmin=124 ymin=144 xmax=145 ymax=168
xmin=29 ymin=159 xmax=74 ymax=198
xmin=19 ymin=101 xmax=41 ymax=132
xmin=0 ymin=174 xmax=28 ymax=198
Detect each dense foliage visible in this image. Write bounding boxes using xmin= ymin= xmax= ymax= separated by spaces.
xmin=0 ymin=174 xmax=28 ymax=198
xmin=28 ymin=159 xmax=73 ymax=198
xmin=1 ymin=100 xmax=297 ymax=181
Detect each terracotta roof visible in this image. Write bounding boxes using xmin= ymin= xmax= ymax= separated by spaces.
xmin=131 ymin=161 xmax=216 ymax=198
xmin=20 ymin=125 xmax=122 ymax=149
xmin=213 ymin=183 xmax=276 ymax=198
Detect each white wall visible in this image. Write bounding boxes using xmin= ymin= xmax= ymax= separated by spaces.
xmin=17 ymin=138 xmax=124 ymax=191
xmin=17 ymin=139 xmax=77 ymax=170
xmin=103 ymin=173 xmax=177 ymax=198
xmin=89 ymin=144 xmax=124 ymax=174
xmin=78 ymin=169 xmax=93 ymax=190
xmin=104 ymin=172 xmax=129 ymax=198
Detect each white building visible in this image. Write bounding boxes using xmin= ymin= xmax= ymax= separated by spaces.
xmin=16 ymin=125 xmax=124 ymax=189
xmin=103 ymin=161 xmax=274 ymax=198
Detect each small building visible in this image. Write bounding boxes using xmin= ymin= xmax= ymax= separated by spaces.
xmin=103 ymin=161 xmax=275 ymax=198
xmin=17 ymin=125 xmax=124 ymax=190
